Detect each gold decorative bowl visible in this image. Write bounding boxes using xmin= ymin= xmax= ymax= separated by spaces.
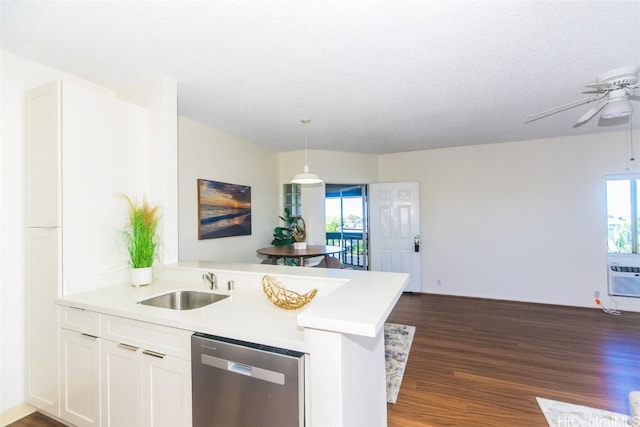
xmin=262 ymin=275 xmax=317 ymax=310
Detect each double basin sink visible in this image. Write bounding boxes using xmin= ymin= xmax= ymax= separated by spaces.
xmin=138 ymin=290 xmax=228 ymax=310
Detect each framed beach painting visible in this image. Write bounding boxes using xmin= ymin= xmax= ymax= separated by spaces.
xmin=197 ymin=179 xmax=252 ymax=240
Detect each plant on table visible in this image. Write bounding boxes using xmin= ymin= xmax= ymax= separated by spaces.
xmin=271 ymin=207 xmax=297 ymax=246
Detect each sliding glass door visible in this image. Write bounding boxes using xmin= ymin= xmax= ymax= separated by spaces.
xmin=325 ymin=184 xmax=368 ymax=270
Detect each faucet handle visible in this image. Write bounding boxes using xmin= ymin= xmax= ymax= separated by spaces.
xmin=202 ymin=272 xmax=217 ymax=290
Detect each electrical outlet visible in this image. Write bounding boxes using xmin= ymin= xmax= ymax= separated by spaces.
xmin=594 ymin=290 xmax=600 ymax=298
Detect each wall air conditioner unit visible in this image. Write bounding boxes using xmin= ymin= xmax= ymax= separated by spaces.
xmin=608 ymin=265 xmax=640 ymax=298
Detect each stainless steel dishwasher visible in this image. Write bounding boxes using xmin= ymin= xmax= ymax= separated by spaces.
xmin=191 ymin=333 xmax=305 ymax=427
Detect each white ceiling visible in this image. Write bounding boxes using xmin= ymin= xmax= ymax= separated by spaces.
xmin=2 ymin=1 xmax=639 ymax=154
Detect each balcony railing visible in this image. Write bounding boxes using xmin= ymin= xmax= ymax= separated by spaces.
xmin=326 ymin=231 xmax=365 ymax=269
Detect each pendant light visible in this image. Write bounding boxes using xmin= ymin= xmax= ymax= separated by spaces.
xmin=291 ymin=118 xmax=322 ymax=185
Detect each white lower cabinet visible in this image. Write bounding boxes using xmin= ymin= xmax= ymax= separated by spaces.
xmin=60 ymin=328 xmax=101 ymax=427
xmin=100 ymin=315 xmax=192 ymax=427
xmin=101 ymin=339 xmax=143 ymax=427
xmin=59 ymin=307 xmax=101 ymax=427
xmin=58 ymin=307 xmax=193 ymax=427
xmin=141 ymin=348 xmax=192 ymax=427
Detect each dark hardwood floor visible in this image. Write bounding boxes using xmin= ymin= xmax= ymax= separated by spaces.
xmin=386 ymin=293 xmax=640 ymax=426
xmin=11 ymin=293 xmax=640 ymax=426
xmin=7 ymin=410 xmax=66 ymax=427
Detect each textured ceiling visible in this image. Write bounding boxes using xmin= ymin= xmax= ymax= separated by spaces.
xmin=2 ymin=1 xmax=639 ymax=154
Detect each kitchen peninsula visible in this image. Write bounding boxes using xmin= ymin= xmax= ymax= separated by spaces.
xmin=56 ymin=261 xmax=408 ymax=427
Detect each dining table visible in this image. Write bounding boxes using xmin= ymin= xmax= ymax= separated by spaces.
xmin=256 ymin=244 xmax=344 ymax=267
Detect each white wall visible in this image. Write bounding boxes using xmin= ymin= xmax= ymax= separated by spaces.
xmin=178 ymin=116 xmax=279 ymax=262
xmin=60 ymin=80 xmax=149 ymax=294
xmin=117 ymin=78 xmax=179 ymax=265
xmin=379 ymin=132 xmax=640 ymax=312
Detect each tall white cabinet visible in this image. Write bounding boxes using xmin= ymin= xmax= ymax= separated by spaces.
xmin=24 ymin=80 xmax=148 ymax=419
xmin=25 ymin=82 xmax=63 ymax=414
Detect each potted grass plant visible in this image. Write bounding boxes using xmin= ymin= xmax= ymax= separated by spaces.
xmin=121 ymin=194 xmax=159 ymax=286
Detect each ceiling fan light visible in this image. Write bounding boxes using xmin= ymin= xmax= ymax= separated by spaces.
xmin=601 ymin=100 xmax=633 ymax=119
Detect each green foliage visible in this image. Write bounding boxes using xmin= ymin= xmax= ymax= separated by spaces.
xmin=326 ymin=216 xmax=341 ymax=232
xmin=121 ymin=194 xmax=159 ymax=268
xmin=346 ymin=214 xmax=361 ymax=225
xmin=271 ymin=207 xmax=297 ymax=246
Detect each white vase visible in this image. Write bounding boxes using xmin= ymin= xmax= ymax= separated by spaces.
xmin=131 ymin=266 xmax=152 ymax=286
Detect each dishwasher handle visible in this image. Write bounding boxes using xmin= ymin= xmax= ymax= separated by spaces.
xmin=201 ymin=354 xmax=285 ymax=385
xmin=228 ymin=362 xmax=252 ymax=376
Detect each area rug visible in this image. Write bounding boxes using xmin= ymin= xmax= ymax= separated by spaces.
xmin=537 ymin=397 xmax=631 ymax=427
xmin=385 ymin=322 xmax=416 ymax=404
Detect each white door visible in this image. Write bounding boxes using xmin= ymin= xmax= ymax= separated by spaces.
xmin=25 ymin=227 xmax=61 ymax=414
xmin=142 ymin=353 xmax=192 ymax=427
xmin=60 ymin=329 xmax=101 ymax=427
xmin=369 ymin=182 xmax=421 ymax=292
xmin=101 ymin=339 xmax=143 ymax=427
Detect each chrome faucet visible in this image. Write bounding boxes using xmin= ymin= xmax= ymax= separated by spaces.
xmin=203 ymin=272 xmax=217 ymax=290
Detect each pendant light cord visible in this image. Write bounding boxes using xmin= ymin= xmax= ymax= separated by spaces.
xmin=631 ymin=113 xmax=635 ymax=162
xmin=304 ymin=120 xmax=309 ymax=167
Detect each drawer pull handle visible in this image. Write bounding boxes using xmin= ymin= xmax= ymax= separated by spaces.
xmin=118 ymin=343 xmax=139 ymax=352
xmin=143 ymin=349 xmax=165 ymax=359
xmin=80 ymin=333 xmax=98 ymax=340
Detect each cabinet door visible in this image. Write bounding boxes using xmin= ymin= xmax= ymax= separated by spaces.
xmin=25 ymin=81 xmax=61 ymax=227
xmin=60 ymin=329 xmax=100 ymax=426
xmin=141 ymin=352 xmax=192 ymax=427
xmin=25 ymin=228 xmax=61 ymax=415
xmin=101 ymin=339 xmax=143 ymax=427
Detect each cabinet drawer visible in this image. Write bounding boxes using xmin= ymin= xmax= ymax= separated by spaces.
xmin=60 ymin=306 xmax=100 ymax=336
xmin=101 ymin=315 xmax=192 ymax=359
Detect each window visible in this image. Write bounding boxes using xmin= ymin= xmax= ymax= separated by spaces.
xmin=283 ymin=183 xmax=301 ymax=217
xmin=607 ymin=176 xmax=640 ymax=253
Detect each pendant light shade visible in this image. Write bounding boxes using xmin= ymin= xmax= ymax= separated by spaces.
xmin=291 ymin=118 xmax=322 ymax=185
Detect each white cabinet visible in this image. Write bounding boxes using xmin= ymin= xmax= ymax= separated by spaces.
xmin=60 ymin=330 xmax=100 ymax=425
xmin=100 ymin=315 xmax=192 ymax=427
xmin=56 ymin=308 xmax=193 ymax=427
xmin=59 ymin=307 xmax=101 ymax=427
xmin=101 ymin=339 xmax=142 ymax=427
xmin=25 ymin=228 xmax=61 ymax=414
xmin=25 ymin=81 xmax=61 ymax=228
xmin=25 ymin=82 xmax=62 ymax=415
xmin=141 ymin=350 xmax=191 ymax=427
xmin=24 ymin=79 xmax=148 ymax=420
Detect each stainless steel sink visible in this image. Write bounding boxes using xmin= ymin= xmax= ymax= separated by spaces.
xmin=138 ymin=290 xmax=229 ymax=310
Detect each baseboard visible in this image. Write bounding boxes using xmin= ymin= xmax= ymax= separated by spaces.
xmin=0 ymin=403 xmax=36 ymax=426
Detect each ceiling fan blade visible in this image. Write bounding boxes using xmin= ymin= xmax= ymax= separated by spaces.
xmin=526 ymin=93 xmax=607 ymax=123
xmin=574 ymin=99 xmax=608 ymax=127
xmin=586 ymin=82 xmax=616 ymax=91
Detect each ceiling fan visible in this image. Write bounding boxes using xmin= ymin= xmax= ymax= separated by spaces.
xmin=526 ymin=65 xmax=640 ymax=126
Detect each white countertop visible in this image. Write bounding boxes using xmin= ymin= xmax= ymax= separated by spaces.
xmin=57 ymin=261 xmax=408 ymax=352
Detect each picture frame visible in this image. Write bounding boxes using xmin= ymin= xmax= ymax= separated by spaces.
xmin=197 ymin=179 xmax=252 ymax=240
